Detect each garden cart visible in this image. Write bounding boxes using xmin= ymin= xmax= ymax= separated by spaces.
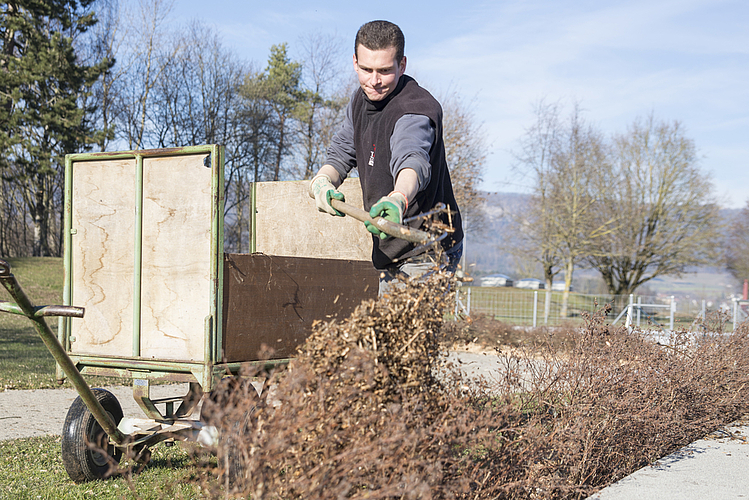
xmin=0 ymin=144 xmax=438 ymax=482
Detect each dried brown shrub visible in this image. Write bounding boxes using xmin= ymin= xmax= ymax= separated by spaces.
xmin=196 ymin=273 xmax=749 ymax=500
xmin=483 ymin=305 xmax=749 ymax=497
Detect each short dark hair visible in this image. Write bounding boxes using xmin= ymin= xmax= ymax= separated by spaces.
xmin=354 ymin=20 xmax=405 ymax=62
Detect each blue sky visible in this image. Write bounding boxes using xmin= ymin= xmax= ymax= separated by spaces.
xmin=170 ymin=0 xmax=748 ymax=207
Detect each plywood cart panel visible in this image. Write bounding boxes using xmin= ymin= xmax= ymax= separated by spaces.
xmin=253 ymin=179 xmax=372 ymax=261
xmin=70 ymin=158 xmax=137 ymax=357
xmin=140 ymin=154 xmax=214 ymax=361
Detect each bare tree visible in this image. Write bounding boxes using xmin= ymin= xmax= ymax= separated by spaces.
xmin=148 ymin=21 xmax=253 ymax=251
xmin=509 ymin=100 xmax=565 ymax=321
xmin=116 ymin=0 xmax=178 ymax=149
xmin=80 ymin=0 xmax=130 ymax=151
xmin=721 ymin=202 xmax=749 ymax=288
xmin=544 ymin=105 xmax=613 ymax=316
xmin=440 ymin=92 xmax=488 ymax=237
xmin=510 ymin=100 xmax=618 ymax=318
xmin=295 ymin=33 xmax=348 ymax=180
xmin=587 ymin=114 xmax=720 ymax=296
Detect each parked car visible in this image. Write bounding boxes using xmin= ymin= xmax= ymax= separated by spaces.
xmin=551 ymin=282 xmax=573 ymax=292
xmin=480 ymin=274 xmax=514 ymax=287
xmin=515 ymin=278 xmax=545 ymax=290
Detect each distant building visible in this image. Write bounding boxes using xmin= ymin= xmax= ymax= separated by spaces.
xmin=480 ymin=274 xmax=514 ymax=287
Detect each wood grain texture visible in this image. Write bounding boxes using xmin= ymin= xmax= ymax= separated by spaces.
xmin=139 ymin=154 xmax=213 ymax=361
xmin=254 ymin=179 xmax=372 ymax=261
xmin=71 ymin=159 xmax=136 ymax=356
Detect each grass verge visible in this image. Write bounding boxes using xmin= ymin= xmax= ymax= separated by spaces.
xmin=0 ymin=436 xmax=212 ymax=499
xmin=0 ymin=257 xmax=126 ymax=390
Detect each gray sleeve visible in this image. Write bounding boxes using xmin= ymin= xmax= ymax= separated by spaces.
xmin=324 ymin=98 xmax=357 ymax=181
xmin=390 ymin=114 xmax=434 ymax=191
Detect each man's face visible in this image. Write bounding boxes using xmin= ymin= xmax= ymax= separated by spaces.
xmin=354 ymin=45 xmax=406 ymax=102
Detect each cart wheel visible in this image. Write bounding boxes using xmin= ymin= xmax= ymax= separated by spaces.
xmin=61 ymin=388 xmax=124 ymax=483
xmin=201 ymin=377 xmax=263 ymax=486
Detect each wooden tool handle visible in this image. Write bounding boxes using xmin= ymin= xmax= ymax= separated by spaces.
xmin=330 ymin=199 xmax=431 ymax=244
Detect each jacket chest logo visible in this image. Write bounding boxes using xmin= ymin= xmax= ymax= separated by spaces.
xmin=368 ymin=144 xmax=376 ymax=166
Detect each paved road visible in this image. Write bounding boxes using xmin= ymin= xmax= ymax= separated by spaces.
xmin=0 ymin=351 xmax=510 ymax=441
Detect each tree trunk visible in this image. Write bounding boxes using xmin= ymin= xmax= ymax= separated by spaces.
xmin=32 ymin=185 xmax=47 ymax=257
xmin=543 ymin=260 xmax=554 ymax=324
xmin=236 ymin=171 xmax=245 ymax=253
xmin=274 ymin=116 xmax=285 ymax=181
xmin=560 ymin=259 xmax=574 ymax=318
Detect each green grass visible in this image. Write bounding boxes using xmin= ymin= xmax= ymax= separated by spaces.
xmin=0 ymin=257 xmax=126 ymax=390
xmin=0 ymin=436 xmax=213 ymax=499
xmin=464 ymin=285 xmax=707 ymax=329
xmin=465 ymin=286 xmax=615 ymax=326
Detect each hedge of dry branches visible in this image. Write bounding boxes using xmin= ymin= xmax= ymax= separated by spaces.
xmin=197 ymin=272 xmax=749 ymax=500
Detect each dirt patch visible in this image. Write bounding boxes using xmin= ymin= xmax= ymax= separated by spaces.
xmin=441 ymin=313 xmax=577 ymax=354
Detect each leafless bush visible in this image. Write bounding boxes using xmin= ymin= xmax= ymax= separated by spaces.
xmin=194 ymin=273 xmax=749 ymax=499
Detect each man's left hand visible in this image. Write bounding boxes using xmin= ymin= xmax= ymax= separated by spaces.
xmin=366 ymin=191 xmax=408 ymax=240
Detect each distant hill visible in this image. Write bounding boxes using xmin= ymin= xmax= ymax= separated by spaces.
xmin=463 ymin=191 xmax=528 ymax=277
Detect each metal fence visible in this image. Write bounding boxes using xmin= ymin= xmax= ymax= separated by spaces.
xmin=733 ymin=299 xmax=749 ymax=326
xmin=455 ymin=285 xmax=737 ymax=331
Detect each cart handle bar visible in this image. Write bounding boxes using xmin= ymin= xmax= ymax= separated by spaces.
xmin=0 ymin=302 xmax=85 ymax=318
xmin=0 ymin=261 xmax=84 ymax=318
xmin=0 ymin=258 xmax=126 ymax=445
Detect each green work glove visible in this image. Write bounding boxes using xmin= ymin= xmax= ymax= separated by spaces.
xmin=309 ymin=173 xmax=345 ymax=216
xmin=366 ymin=191 xmax=408 ymax=240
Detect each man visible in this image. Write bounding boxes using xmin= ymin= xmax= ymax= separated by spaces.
xmin=308 ymin=20 xmax=463 ymax=292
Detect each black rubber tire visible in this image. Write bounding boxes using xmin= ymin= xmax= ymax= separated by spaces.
xmin=61 ymin=388 xmax=123 ymax=483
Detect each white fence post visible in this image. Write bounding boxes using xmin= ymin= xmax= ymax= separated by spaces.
xmin=669 ymin=296 xmax=675 ymax=331
xmin=533 ymin=290 xmax=538 ymax=327
xmin=454 ymin=285 xmax=471 ymax=319
xmin=625 ymin=294 xmax=634 ymax=328
xmin=637 ymin=296 xmax=642 ymax=327
xmin=734 ymin=298 xmax=739 ymax=331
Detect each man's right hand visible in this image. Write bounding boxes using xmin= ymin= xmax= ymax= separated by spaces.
xmin=309 ymin=173 xmax=345 ymax=216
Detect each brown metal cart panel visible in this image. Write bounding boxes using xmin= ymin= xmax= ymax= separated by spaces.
xmin=221 ymin=254 xmax=378 ymax=362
